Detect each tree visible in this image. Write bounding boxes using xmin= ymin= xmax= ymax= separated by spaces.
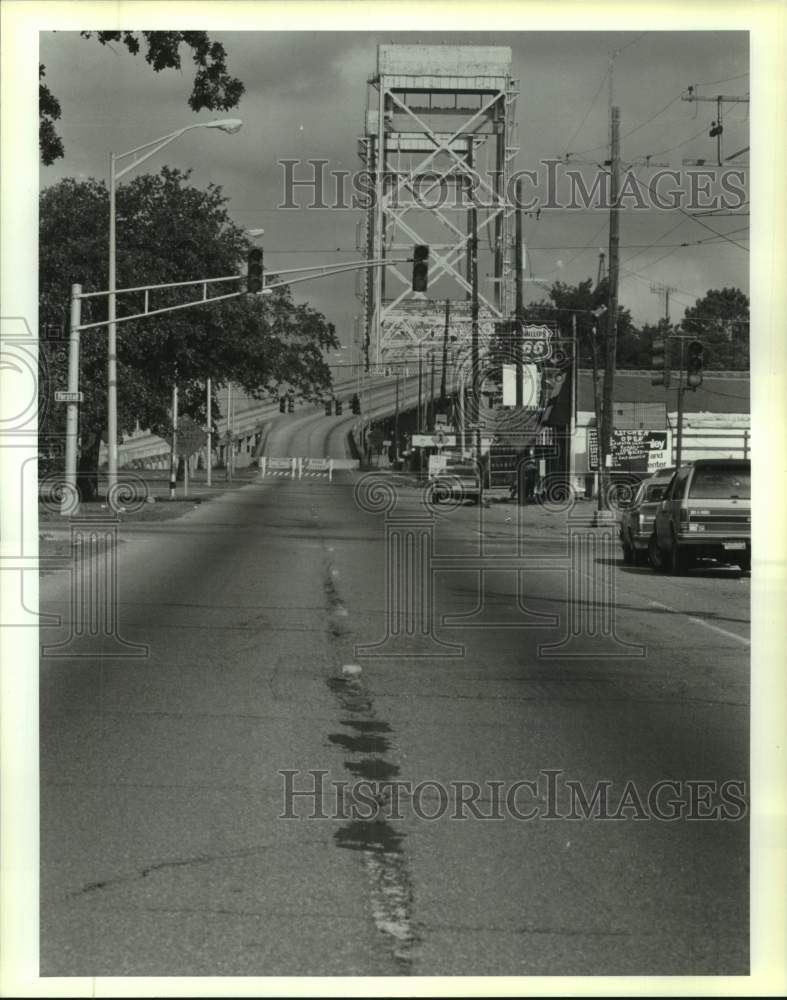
xmin=40 ymin=32 xmax=244 ymax=165
xmin=39 ymin=169 xmax=337 ymax=499
xmin=525 ymin=278 xmax=646 ymax=367
xmin=680 ymin=287 xmax=749 ymax=370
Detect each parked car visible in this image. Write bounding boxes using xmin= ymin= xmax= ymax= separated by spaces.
xmin=618 ymin=467 xmax=676 ymax=565
xmin=649 ymin=459 xmax=751 ymax=574
xmin=428 ymin=457 xmax=481 ymax=505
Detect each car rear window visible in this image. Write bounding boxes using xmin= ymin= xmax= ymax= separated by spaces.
xmin=689 ymin=466 xmax=750 ymax=499
xmin=644 ymin=483 xmax=667 ymax=501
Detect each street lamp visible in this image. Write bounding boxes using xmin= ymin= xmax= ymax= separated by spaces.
xmin=106 ymin=118 xmax=243 ymax=496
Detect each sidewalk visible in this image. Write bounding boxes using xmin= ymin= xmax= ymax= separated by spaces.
xmin=349 ymin=465 xmax=617 ymax=531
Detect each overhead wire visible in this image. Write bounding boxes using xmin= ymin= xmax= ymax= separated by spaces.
xmin=563 ymin=65 xmax=611 ymax=155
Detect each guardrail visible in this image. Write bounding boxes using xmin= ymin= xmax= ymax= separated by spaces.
xmin=258 ymin=456 xmax=360 ymax=480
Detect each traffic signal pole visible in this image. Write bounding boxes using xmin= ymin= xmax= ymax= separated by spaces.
xmin=62 ymin=248 xmax=427 ymax=513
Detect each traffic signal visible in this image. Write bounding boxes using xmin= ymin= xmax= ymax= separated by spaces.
xmin=686 ymin=340 xmax=704 ymax=389
xmin=324 ymin=400 xmax=332 ymax=416
xmin=651 ymin=336 xmax=671 ymax=387
xmin=279 ymin=396 xmax=286 ymax=413
xmin=335 ymin=399 xmax=343 ymax=416
xmin=412 ymin=245 xmax=429 ymax=292
xmin=351 ymin=393 xmax=361 ymax=415
xmin=287 ymin=395 xmax=295 ymax=413
xmin=247 ymin=248 xmax=264 ymax=294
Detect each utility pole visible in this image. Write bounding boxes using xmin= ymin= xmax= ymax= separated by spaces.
xmin=596 ymin=250 xmax=607 ymax=288
xmin=62 ymin=284 xmax=82 ymax=514
xmin=169 ymin=384 xmax=179 ymax=500
xmin=206 ymin=377 xmax=212 ymax=487
xmin=226 ymin=381 xmax=233 ymax=482
xmin=470 ymin=201 xmax=481 ymax=467
xmin=681 ymin=90 xmax=750 ymax=166
xmin=429 ymin=351 xmax=436 ymax=431
xmin=675 ymin=339 xmax=686 ymax=469
xmin=394 ymin=372 xmax=400 ymax=463
xmin=440 ymin=298 xmax=449 ymax=406
xmin=417 ymin=348 xmax=423 ymax=434
xmin=569 ymin=312 xmax=578 ymax=494
xmin=650 ymin=282 xmax=676 ymax=325
xmin=599 ymin=104 xmax=621 ymax=514
xmin=515 ymin=177 xmax=524 ymax=407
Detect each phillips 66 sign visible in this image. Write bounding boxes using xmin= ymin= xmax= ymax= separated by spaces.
xmin=515 ymin=322 xmax=553 ymax=361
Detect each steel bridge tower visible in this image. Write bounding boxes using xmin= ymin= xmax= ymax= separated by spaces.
xmin=357 ymin=44 xmax=519 ymax=369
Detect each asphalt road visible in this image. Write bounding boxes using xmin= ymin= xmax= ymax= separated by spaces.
xmin=39 ymin=408 xmax=750 ymax=977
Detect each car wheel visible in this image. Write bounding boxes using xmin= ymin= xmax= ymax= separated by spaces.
xmin=648 ymin=535 xmax=667 ymax=572
xmin=737 ymin=554 xmax=751 ymax=573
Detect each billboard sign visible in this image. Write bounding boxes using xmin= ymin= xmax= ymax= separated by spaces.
xmin=588 ymin=429 xmax=672 ymax=473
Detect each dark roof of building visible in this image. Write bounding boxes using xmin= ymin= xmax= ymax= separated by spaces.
xmin=577 ymin=370 xmax=749 ymax=414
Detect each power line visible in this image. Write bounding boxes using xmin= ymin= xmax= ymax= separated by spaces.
xmin=691 ymin=72 xmax=749 ymax=88
xmin=563 ymin=65 xmax=610 ymax=155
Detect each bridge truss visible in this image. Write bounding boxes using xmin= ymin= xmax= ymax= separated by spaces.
xmin=357 ymin=44 xmax=520 ymax=367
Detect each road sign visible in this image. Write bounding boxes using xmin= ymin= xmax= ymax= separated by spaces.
xmin=54 ymin=390 xmax=83 ymax=403
xmin=413 ymin=433 xmax=457 ymax=447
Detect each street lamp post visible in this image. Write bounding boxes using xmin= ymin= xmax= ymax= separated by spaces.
xmin=106 ymin=118 xmax=242 ymax=497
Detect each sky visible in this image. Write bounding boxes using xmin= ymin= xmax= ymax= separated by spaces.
xmin=39 ymin=27 xmax=750 ymax=359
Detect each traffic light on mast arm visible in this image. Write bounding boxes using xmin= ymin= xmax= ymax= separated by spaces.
xmin=412 ymin=245 xmax=429 ymax=292
xmin=686 ymin=340 xmax=704 ymax=389
xmin=247 ymin=248 xmax=264 ymax=294
xmin=651 ymin=336 xmax=671 ymax=387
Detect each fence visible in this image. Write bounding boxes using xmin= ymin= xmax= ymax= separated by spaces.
xmin=672 ymin=427 xmax=751 ymax=462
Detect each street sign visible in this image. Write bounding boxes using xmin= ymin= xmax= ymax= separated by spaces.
xmin=54 ymin=390 xmax=83 ymax=403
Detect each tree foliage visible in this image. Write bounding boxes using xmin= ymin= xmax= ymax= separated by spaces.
xmin=40 ymin=32 xmax=244 ymax=164
xmin=681 ymin=287 xmax=749 ymax=370
xmin=525 ymin=278 xmax=649 ymax=369
xmin=39 ymin=170 xmax=337 ymax=494
xmin=524 ymin=279 xmax=749 ymax=371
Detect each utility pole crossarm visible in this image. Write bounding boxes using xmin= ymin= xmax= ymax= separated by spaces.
xmin=681 ymin=94 xmax=750 ymax=103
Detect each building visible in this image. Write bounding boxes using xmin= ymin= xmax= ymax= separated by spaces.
xmin=567 ymin=369 xmax=750 ymax=494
